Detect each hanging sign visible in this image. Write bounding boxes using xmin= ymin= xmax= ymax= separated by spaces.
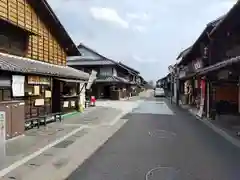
xmin=12 ymin=75 xmax=25 ymax=97
xmin=197 ymin=79 xmax=206 ymax=117
xmin=192 ymin=59 xmax=203 ymax=71
xmin=0 ymin=111 xmax=5 ymax=164
xmin=0 ymin=111 xmax=6 ymax=141
xmin=86 ymin=70 xmax=97 ymax=90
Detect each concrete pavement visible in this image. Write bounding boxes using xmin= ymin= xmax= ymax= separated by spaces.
xmin=67 ymin=97 xmax=240 ymax=180
xmin=0 ymin=93 xmax=145 ymax=180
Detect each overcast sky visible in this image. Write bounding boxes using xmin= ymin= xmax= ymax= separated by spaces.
xmin=47 ymin=0 xmax=235 ymax=81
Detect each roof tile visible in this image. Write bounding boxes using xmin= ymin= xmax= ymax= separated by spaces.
xmin=0 ymin=53 xmax=89 ymax=80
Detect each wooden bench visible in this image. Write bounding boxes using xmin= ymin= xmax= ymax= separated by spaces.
xmin=25 ymin=117 xmax=44 ymax=129
xmin=25 ymin=112 xmax=62 ymax=130
xmin=39 ymin=112 xmax=62 ymax=125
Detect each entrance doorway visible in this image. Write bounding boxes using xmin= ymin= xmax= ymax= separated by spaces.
xmin=103 ymin=85 xmax=111 ymax=99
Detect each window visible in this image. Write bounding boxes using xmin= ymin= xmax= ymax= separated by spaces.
xmin=0 ymin=89 xmax=11 ymax=101
xmin=0 ymin=19 xmax=29 ymax=56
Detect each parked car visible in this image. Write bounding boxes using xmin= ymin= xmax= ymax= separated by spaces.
xmin=154 ymin=87 xmax=165 ymax=97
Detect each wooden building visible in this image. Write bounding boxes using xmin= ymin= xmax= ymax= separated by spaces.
xmin=68 ymin=44 xmax=141 ymax=100
xmin=0 ymin=0 xmax=89 ymax=138
xmin=174 ymin=0 xmax=240 ymax=120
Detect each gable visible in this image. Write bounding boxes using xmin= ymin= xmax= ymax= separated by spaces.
xmin=78 ymin=47 xmax=102 ymax=60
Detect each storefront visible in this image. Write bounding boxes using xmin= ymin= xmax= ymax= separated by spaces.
xmin=178 ymin=58 xmax=205 ymax=114
xmin=24 ymin=75 xmax=52 ymax=119
xmin=0 ymin=53 xmax=89 ymax=122
xmin=59 ymin=79 xmax=81 ymax=113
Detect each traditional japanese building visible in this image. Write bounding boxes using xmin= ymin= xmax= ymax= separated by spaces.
xmin=68 ymin=44 xmax=142 ymax=100
xmin=0 ymin=0 xmax=89 ymax=138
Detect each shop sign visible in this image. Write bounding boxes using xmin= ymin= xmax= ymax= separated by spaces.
xmin=0 ymin=111 xmax=6 ymax=162
xmin=197 ymin=79 xmax=206 ymax=118
xmin=28 ymin=76 xmax=50 ymax=85
xmin=12 ymin=75 xmax=25 ymax=97
xmin=86 ymin=70 xmax=97 ymax=90
xmin=192 ymin=59 xmax=203 ymax=71
xmin=0 ymin=111 xmax=5 ymax=142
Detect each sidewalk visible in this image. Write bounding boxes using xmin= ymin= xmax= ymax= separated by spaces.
xmin=0 ymin=98 xmax=142 ymax=180
xmin=178 ymin=102 xmax=240 ymax=148
xmin=0 ymin=107 xmax=96 ymax=171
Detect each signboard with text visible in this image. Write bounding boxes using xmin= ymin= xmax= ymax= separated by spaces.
xmin=192 ymin=59 xmax=203 ymax=71
xmin=197 ymin=79 xmax=206 ymax=118
xmin=28 ymin=76 xmax=50 ymax=85
xmin=86 ymin=70 xmax=97 ymax=90
xmin=0 ymin=111 xmax=6 ymax=163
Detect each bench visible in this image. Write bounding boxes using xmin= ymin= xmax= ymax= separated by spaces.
xmin=39 ymin=112 xmax=62 ymax=125
xmin=25 ymin=117 xmax=44 ymax=129
xmin=25 ymin=112 xmax=62 ymax=130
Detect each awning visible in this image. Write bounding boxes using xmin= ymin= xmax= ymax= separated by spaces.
xmin=0 ymin=52 xmax=89 ymax=80
xmin=55 ymin=78 xmax=86 ymax=83
xmin=197 ymin=56 xmax=240 ymax=75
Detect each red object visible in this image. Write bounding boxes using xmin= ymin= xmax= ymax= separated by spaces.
xmin=90 ymin=96 xmax=96 ymax=106
xmin=201 ymin=79 xmax=206 ymax=98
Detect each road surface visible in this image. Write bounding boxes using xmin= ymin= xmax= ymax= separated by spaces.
xmin=67 ymin=96 xmax=240 ymax=180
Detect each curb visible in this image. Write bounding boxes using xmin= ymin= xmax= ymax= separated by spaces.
xmin=61 ymin=111 xmax=79 ymax=119
xmin=180 ymin=104 xmax=240 ymax=148
xmin=195 ymin=114 xmax=240 ymax=148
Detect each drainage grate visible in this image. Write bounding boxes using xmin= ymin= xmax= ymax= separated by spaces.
xmin=29 ymin=163 xmax=40 ymax=167
xmin=53 ymin=158 xmax=69 ymax=169
xmin=53 ymin=140 xmax=75 ymax=148
xmin=43 ymin=153 xmax=53 ymax=157
xmin=72 ymin=130 xmax=87 ymax=138
xmin=8 ymin=177 xmax=16 ymax=180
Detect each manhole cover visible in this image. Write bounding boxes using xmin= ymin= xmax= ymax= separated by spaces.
xmin=149 ymin=130 xmax=176 ymax=138
xmin=146 ymin=167 xmax=197 ymax=180
xmin=53 ymin=140 xmax=75 ymax=148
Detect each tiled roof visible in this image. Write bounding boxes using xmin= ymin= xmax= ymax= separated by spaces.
xmin=176 ymin=46 xmax=192 ymax=60
xmin=67 ymin=59 xmax=114 ymax=66
xmin=114 ymin=76 xmax=130 ymax=83
xmin=95 ymin=76 xmax=130 ymax=83
xmin=207 ymin=15 xmax=225 ymax=27
xmin=0 ymin=53 xmax=89 ymax=80
xmin=198 ymin=56 xmax=240 ymax=75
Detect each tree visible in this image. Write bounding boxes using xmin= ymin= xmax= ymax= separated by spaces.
xmin=148 ymin=80 xmax=154 ymax=89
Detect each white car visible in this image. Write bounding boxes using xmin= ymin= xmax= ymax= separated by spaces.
xmin=154 ymin=87 xmax=165 ymax=97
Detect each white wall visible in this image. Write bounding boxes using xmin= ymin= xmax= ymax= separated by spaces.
xmin=78 ymin=48 xmax=101 ymax=59
xmin=99 ymin=67 xmax=114 ymax=76
xmin=113 ymin=68 xmax=117 ymax=76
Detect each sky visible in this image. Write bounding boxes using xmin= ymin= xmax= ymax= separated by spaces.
xmin=47 ymin=0 xmax=236 ymax=82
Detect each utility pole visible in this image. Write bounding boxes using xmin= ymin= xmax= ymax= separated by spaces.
xmin=168 ymin=65 xmax=174 ymax=104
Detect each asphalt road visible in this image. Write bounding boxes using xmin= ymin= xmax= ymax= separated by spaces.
xmin=66 ymin=97 xmax=240 ymax=180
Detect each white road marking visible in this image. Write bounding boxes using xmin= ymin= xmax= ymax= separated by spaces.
xmin=145 ymin=166 xmax=178 ymax=180
xmin=0 ymin=125 xmax=89 ymax=178
xmin=108 ymin=112 xmax=128 ymax=126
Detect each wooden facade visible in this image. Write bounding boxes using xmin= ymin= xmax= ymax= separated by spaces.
xmin=0 ymin=0 xmax=67 ymax=65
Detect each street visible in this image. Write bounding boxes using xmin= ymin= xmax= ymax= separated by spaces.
xmin=67 ymin=96 xmax=240 ymax=180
